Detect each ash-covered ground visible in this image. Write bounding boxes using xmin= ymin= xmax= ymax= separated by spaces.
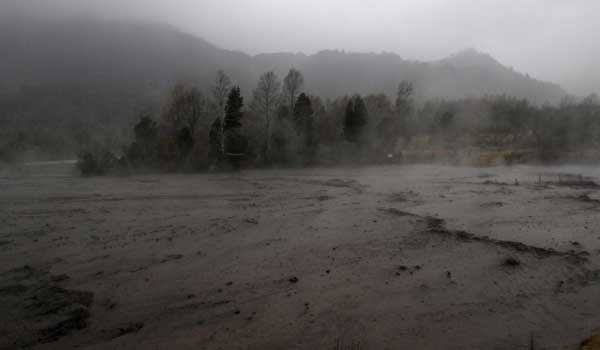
xmin=1 ymin=163 xmax=600 ymax=349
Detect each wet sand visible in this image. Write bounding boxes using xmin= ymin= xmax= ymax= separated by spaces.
xmin=1 ymin=163 xmax=600 ymax=349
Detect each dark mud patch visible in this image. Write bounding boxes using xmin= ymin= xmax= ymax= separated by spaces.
xmin=0 ymin=266 xmax=94 ymax=348
xmin=172 ymin=299 xmax=233 ymax=313
xmin=555 ymin=269 xmax=600 ymax=294
xmin=395 ymin=264 xmax=423 ymax=276
xmin=438 ymin=179 xmax=515 ymax=188
xmin=467 ymin=187 xmax=515 ymax=195
xmin=378 ymin=207 xmax=421 ymax=218
xmin=41 ymin=307 xmax=91 ymax=342
xmin=501 ymin=257 xmax=521 ymax=267
xmin=424 ymin=217 xmax=588 ymax=264
xmin=482 ymin=180 xmax=513 ymax=186
xmin=383 ymin=209 xmax=589 ymax=264
xmin=16 ymin=208 xmax=89 ymax=217
xmin=160 ymin=254 xmax=184 ymax=263
xmin=386 ymin=190 xmax=421 ymax=203
xmin=103 ymin=322 xmax=144 ymax=339
xmin=553 ymin=174 xmax=600 ymax=189
xmin=41 ymin=193 xmax=258 ymax=204
xmin=557 ymin=180 xmax=600 ymax=189
xmin=310 ymin=178 xmax=367 ymax=193
xmin=267 ymin=177 xmax=368 ymax=193
xmin=481 ymin=201 xmax=505 ymax=208
xmin=85 ymin=254 xmax=110 ymax=264
xmin=574 ymin=193 xmax=600 ymax=208
xmin=310 ymin=195 xmax=335 ymax=201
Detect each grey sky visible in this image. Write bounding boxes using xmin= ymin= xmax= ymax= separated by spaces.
xmin=11 ymin=0 xmax=600 ymax=95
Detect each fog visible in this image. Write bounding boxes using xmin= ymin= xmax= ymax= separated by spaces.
xmin=5 ymin=2 xmax=600 ymax=349
xmin=7 ymin=0 xmax=600 ymax=96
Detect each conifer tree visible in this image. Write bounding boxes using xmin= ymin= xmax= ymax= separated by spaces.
xmin=293 ymin=93 xmax=313 ymax=134
xmin=224 ymin=86 xmax=243 ymax=131
xmin=344 ymin=95 xmax=368 ymax=143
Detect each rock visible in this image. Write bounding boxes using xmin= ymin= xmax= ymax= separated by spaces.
xmin=502 ymin=257 xmax=521 ymax=267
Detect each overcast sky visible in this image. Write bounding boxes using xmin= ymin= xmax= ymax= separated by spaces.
xmin=10 ymin=0 xmax=600 ymax=95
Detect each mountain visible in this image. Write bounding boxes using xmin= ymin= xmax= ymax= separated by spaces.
xmin=0 ymin=14 xmax=566 ymax=141
xmin=1 ymin=13 xmax=567 ymax=98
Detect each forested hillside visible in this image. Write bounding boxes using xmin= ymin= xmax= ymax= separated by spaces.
xmin=0 ymin=13 xmax=569 ymax=160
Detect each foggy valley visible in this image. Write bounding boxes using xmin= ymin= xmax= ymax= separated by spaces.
xmin=1 ymin=1 xmax=600 ymax=349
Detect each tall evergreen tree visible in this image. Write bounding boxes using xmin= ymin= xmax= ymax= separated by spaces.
xmin=294 ymin=93 xmax=317 ymax=163
xmin=131 ymin=115 xmax=158 ymax=166
xmin=344 ymin=95 xmax=368 ymax=143
xmin=224 ymin=86 xmax=243 ymax=131
xmin=208 ymin=117 xmax=222 ymax=165
xmin=223 ymin=86 xmax=246 ymax=162
xmin=293 ymin=93 xmax=313 ymax=134
xmin=212 ymin=70 xmax=232 ymax=157
xmin=176 ymin=127 xmax=194 ymax=161
xmin=304 ymin=111 xmax=317 ymax=164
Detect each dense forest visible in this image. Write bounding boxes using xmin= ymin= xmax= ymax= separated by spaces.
xmin=74 ymin=68 xmax=600 ymax=175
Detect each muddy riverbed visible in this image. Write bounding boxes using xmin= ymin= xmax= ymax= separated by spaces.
xmin=1 ymin=163 xmax=600 ymax=349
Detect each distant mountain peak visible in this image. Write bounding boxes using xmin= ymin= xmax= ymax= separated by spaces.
xmin=442 ymin=48 xmax=501 ymax=68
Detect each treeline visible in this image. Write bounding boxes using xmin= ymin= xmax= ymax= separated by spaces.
xmin=0 ymin=83 xmax=147 ymax=164
xmin=77 ymin=69 xmax=600 ymax=175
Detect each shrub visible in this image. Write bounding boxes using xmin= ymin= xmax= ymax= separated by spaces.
xmin=77 ymin=149 xmax=118 ymax=176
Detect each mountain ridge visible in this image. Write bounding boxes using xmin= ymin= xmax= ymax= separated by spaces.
xmin=0 ymin=14 xmax=566 ymax=124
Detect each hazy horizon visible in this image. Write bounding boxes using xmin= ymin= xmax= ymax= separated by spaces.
xmin=6 ymin=0 xmax=600 ymax=96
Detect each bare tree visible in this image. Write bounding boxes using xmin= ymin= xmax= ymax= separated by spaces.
xmin=211 ymin=70 xmax=232 ymax=157
xmin=395 ymin=81 xmax=414 ymax=112
xmin=283 ymin=68 xmax=304 ymax=115
xmin=395 ymin=80 xmax=415 ymax=142
xmin=159 ymin=83 xmax=207 ymax=166
xmin=161 ymin=84 xmax=206 ymax=134
xmin=252 ymin=71 xmax=282 ymax=162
